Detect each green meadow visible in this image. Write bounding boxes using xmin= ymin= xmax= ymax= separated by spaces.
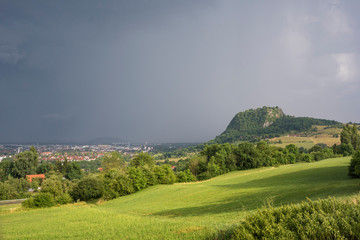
xmin=1 ymin=157 xmax=359 ymax=240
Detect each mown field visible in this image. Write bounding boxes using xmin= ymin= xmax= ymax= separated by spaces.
xmin=270 ymin=125 xmax=342 ymax=148
xmin=1 ymin=157 xmax=359 ymax=240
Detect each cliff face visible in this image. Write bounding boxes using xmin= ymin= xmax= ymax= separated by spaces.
xmin=262 ymin=107 xmax=285 ymax=128
xmin=225 ymin=106 xmax=284 ymax=133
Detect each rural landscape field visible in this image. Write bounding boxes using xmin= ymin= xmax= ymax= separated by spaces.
xmin=1 ymin=1 xmax=360 ymax=239
xmin=1 ymin=156 xmax=359 ymax=239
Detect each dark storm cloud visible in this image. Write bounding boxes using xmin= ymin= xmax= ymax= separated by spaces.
xmin=1 ymin=0 xmax=360 ymax=143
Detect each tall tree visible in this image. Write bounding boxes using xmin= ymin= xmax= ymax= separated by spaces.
xmin=341 ymin=124 xmax=359 ymax=151
xmin=101 ymin=151 xmax=126 ymax=172
xmin=65 ymin=162 xmax=82 ymax=180
xmin=350 ymin=124 xmax=359 ymax=150
xmin=11 ymin=146 xmax=39 ymax=178
xmin=340 ymin=124 xmax=352 ymax=145
xmin=130 ymin=153 xmax=155 ymax=168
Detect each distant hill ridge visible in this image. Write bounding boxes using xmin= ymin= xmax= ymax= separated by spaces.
xmin=212 ymin=106 xmax=340 ymax=144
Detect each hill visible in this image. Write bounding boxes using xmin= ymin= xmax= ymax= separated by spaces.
xmin=1 ymin=157 xmax=358 ymax=239
xmin=212 ymin=106 xmax=341 ymax=144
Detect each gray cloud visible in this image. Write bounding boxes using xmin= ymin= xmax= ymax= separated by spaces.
xmin=0 ymin=45 xmax=24 ymax=64
xmin=0 ymin=0 xmax=359 ymax=143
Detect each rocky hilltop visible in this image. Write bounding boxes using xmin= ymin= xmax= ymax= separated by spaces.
xmin=212 ymin=106 xmax=340 ymax=144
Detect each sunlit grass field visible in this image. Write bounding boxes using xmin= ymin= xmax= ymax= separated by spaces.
xmin=269 ymin=125 xmax=342 ymax=148
xmin=1 ymin=157 xmax=359 ymax=239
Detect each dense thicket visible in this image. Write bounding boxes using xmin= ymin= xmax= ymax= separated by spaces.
xmin=229 ymin=198 xmax=360 ymax=240
xmin=349 ymin=151 xmax=360 ymax=178
xmin=187 ymin=141 xmax=338 ymax=180
xmin=102 ymin=153 xmax=176 ymax=200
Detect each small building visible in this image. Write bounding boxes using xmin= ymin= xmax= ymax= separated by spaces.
xmin=26 ymin=174 xmax=45 ymax=183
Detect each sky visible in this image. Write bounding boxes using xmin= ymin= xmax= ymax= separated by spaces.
xmin=0 ymin=0 xmax=359 ymax=143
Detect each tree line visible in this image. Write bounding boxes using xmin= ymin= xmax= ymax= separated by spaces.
xmin=1 ymin=123 xmax=359 ymax=208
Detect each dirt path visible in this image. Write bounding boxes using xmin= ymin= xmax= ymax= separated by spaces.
xmin=0 ymin=199 xmax=26 ymax=205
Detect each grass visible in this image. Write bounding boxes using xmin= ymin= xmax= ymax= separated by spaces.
xmin=269 ymin=125 xmax=342 ymax=148
xmin=1 ymin=157 xmax=359 ymax=239
xmin=269 ymin=124 xmax=342 ymax=148
xmin=0 ymin=203 xmax=22 ymax=215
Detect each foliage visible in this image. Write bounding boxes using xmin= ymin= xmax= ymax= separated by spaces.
xmin=341 ymin=124 xmax=359 ymax=151
xmin=102 ymin=153 xmax=177 ymax=200
xmin=0 ymin=177 xmax=30 ymax=200
xmin=101 ymin=151 xmax=125 ymax=172
xmin=54 ymin=193 xmax=73 ymax=205
xmin=349 ymin=151 xmax=360 ymax=178
xmin=11 ymin=147 xmax=39 ymax=178
xmin=55 ymin=158 xmax=68 ymax=174
xmin=71 ymin=176 xmax=103 ymax=201
xmin=154 ymin=165 xmax=176 ymax=184
xmin=22 ymin=192 xmax=55 ymax=208
xmin=41 ymin=177 xmax=63 ymax=197
xmin=176 ymin=169 xmax=196 ymax=182
xmin=127 ymin=167 xmax=147 ymax=191
xmin=229 ymin=198 xmax=360 ymax=240
xmin=77 ymin=159 xmax=101 ymax=174
xmin=192 ymin=141 xmax=337 ymax=180
xmin=102 ymin=169 xmax=135 ymax=200
xmin=130 ymin=152 xmax=155 ymax=168
xmin=65 ymin=162 xmax=82 ymax=180
xmin=36 ymin=163 xmax=54 ymax=175
xmin=0 ymin=159 xmax=12 ymax=181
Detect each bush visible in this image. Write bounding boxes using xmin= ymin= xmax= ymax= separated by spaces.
xmin=349 ymin=151 xmax=360 ymax=178
xmin=176 ymin=169 xmax=196 ymax=182
xmin=154 ymin=165 xmax=176 ymax=184
xmin=229 ymin=198 xmax=360 ymax=240
xmin=128 ymin=167 xmax=147 ymax=191
xmin=71 ymin=176 xmax=103 ymax=201
xmin=302 ymin=154 xmax=313 ymax=163
xmin=22 ymin=192 xmax=55 ymax=208
xmin=41 ymin=177 xmax=63 ymax=197
xmin=55 ymin=193 xmax=73 ymax=205
xmin=103 ymin=169 xmax=135 ymax=200
xmin=22 ymin=197 xmax=35 ymax=208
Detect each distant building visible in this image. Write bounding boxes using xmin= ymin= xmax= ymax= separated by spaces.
xmin=26 ymin=174 xmax=45 ymax=183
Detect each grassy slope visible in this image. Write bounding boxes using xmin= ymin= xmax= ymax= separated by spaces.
xmin=270 ymin=125 xmax=342 ymax=148
xmin=1 ymin=157 xmax=359 ymax=240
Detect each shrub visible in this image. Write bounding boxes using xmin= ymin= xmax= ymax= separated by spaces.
xmin=103 ymin=169 xmax=135 ymax=200
xmin=302 ymin=154 xmax=313 ymax=163
xmin=349 ymin=150 xmax=360 ymax=178
xmin=41 ymin=177 xmax=63 ymax=197
xmin=55 ymin=193 xmax=73 ymax=205
xmin=22 ymin=197 xmax=35 ymax=208
xmin=229 ymin=198 xmax=360 ymax=240
xmin=128 ymin=167 xmax=147 ymax=191
xmin=22 ymin=192 xmax=55 ymax=208
xmin=71 ymin=176 xmax=103 ymax=201
xmin=340 ymin=143 xmax=355 ymax=156
xmin=154 ymin=165 xmax=176 ymax=184
xmin=176 ymin=169 xmax=196 ymax=182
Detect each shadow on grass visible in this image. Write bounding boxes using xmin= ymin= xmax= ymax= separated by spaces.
xmin=213 ymin=166 xmax=352 ymax=190
xmin=153 ymin=166 xmax=359 ymax=218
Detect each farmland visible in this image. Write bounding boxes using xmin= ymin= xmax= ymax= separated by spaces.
xmin=269 ymin=125 xmax=342 ymax=148
xmin=1 ymin=156 xmax=359 ymax=239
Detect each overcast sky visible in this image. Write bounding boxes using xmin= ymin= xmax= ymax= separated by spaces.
xmin=1 ymin=0 xmax=359 ymax=143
